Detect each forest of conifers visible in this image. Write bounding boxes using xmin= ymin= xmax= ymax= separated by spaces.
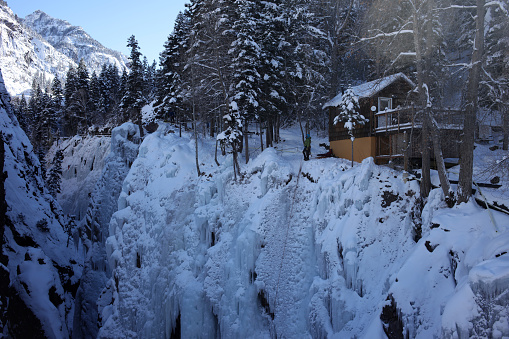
xmin=11 ymin=0 xmax=509 ymax=201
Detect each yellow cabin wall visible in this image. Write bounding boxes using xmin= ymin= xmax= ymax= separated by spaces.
xmin=330 ymin=137 xmax=376 ymax=163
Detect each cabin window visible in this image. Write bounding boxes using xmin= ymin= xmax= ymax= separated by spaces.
xmin=378 ymin=97 xmax=392 ymax=112
xmin=377 ymin=97 xmax=393 ymax=129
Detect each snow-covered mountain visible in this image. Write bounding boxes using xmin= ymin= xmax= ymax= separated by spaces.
xmin=0 ymin=2 xmax=128 ymax=98
xmin=23 ymin=10 xmax=128 ymax=76
xmin=0 ymin=2 xmax=76 ymax=97
xmin=0 ymin=65 xmax=82 ymax=337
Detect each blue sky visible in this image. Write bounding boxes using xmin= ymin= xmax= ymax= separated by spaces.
xmin=8 ymin=0 xmax=189 ymax=63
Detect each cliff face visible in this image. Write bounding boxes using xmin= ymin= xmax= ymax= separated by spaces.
xmin=0 ymin=67 xmax=81 ymax=337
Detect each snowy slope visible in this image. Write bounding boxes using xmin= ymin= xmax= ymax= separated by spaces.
xmin=23 ymin=10 xmax=128 ymax=75
xmin=0 ymin=3 xmax=76 ymax=97
xmin=0 ymin=68 xmax=81 ymax=337
xmin=98 ymin=123 xmax=509 ymax=338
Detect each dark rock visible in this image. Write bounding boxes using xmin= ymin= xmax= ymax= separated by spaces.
xmin=380 ymin=294 xmax=405 ymax=339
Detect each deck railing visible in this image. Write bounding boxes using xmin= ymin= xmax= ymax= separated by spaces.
xmin=374 ymin=106 xmax=464 ymax=134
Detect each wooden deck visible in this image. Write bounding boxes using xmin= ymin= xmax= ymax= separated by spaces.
xmin=373 ymin=106 xmax=464 ymax=163
xmin=374 ymin=106 xmax=463 ymax=134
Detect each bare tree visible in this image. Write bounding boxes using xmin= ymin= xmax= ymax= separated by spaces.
xmin=457 ymin=0 xmax=485 ymax=203
xmin=362 ymin=0 xmax=452 ymax=201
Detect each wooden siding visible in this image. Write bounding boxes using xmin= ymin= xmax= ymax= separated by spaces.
xmin=329 ymin=78 xmax=416 ymax=143
xmin=328 ymin=77 xmax=463 ymax=164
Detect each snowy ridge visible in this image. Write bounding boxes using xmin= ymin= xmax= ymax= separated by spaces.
xmin=98 ymin=124 xmax=509 ymax=338
xmin=23 ymin=10 xmax=128 ymax=75
xmin=0 ymin=68 xmax=81 ymax=337
xmin=0 ymin=3 xmax=77 ymax=96
xmin=0 ymin=3 xmax=128 ymax=97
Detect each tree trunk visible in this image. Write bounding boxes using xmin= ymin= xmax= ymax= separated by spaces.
xmin=137 ymin=110 xmax=144 ymax=139
xmin=232 ymin=150 xmax=237 ymax=181
xmin=503 ymin=104 xmax=508 ymax=151
xmin=412 ymin=9 xmax=431 ymax=199
xmin=457 ymin=0 xmax=484 ymax=204
xmin=259 ymin=119 xmax=264 ymax=152
xmin=266 ymin=118 xmax=273 ymax=148
xmin=192 ymin=93 xmax=201 ymax=177
xmin=403 ymin=131 xmax=410 ymax=172
xmin=431 ymin=117 xmax=455 ymax=206
xmin=244 ymin=121 xmax=249 ymax=164
xmin=214 ymin=139 xmax=220 ymax=166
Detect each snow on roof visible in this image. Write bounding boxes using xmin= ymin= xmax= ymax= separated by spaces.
xmin=323 ymin=73 xmax=416 ymax=109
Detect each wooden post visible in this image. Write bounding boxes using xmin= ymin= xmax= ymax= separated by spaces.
xmin=351 ymin=138 xmax=354 ymax=167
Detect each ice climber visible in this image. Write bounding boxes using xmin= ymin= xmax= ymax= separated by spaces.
xmin=303 ymin=133 xmax=311 ymax=161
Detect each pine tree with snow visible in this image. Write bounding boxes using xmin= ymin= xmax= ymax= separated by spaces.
xmin=99 ymin=64 xmax=122 ymax=125
xmin=120 ymin=35 xmax=145 ymax=135
xmin=257 ymin=0 xmax=287 ymax=147
xmin=13 ymin=94 xmax=30 ymax=136
xmin=63 ymin=67 xmax=78 ymax=136
xmin=333 ymin=87 xmax=366 ymax=140
xmin=47 ymin=149 xmax=63 ymax=198
xmin=217 ymin=109 xmax=243 ymax=180
xmin=88 ymin=71 xmax=103 ymax=126
xmin=36 ymin=147 xmax=47 ymax=182
xmin=156 ymin=10 xmax=192 ymax=125
xmin=229 ymin=0 xmax=263 ymax=163
xmin=333 ymin=87 xmax=366 ymax=166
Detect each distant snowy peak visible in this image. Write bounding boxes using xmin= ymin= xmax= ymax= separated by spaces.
xmin=23 ymin=10 xmax=128 ymax=74
xmin=0 ymin=2 xmax=128 ymax=97
xmin=0 ymin=3 xmax=76 ymax=96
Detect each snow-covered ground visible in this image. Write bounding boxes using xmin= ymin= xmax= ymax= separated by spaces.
xmin=97 ymin=121 xmax=509 ymax=338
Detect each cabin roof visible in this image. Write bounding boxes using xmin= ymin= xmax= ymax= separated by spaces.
xmin=323 ymin=73 xmax=416 ymax=109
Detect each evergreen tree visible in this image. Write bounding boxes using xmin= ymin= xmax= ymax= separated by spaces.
xmin=257 ymin=0 xmax=286 ymax=147
xmin=217 ymin=110 xmax=243 ymax=180
xmin=63 ymin=67 xmax=77 ymax=135
xmin=229 ymin=0 xmax=263 ymax=162
xmin=50 ymin=76 xmax=64 ymax=128
xmin=47 ymin=150 xmax=63 ymax=198
xmin=36 ymin=147 xmax=47 ymax=182
xmin=333 ymin=86 xmax=367 ymax=138
xmin=99 ymin=64 xmax=121 ymax=125
xmin=73 ymin=58 xmax=90 ymax=134
xmin=156 ymin=10 xmax=192 ymax=125
xmin=120 ymin=35 xmax=145 ymax=135
xmin=88 ymin=71 xmax=103 ymax=126
xmin=333 ymin=86 xmax=367 ymax=166
xmin=13 ymin=94 xmax=29 ymax=135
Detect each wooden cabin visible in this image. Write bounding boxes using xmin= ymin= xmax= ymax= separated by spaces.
xmin=324 ymin=73 xmax=463 ymax=166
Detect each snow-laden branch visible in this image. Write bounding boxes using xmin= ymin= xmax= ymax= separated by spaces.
xmin=360 ymin=30 xmax=414 ymax=42
xmin=387 ymin=51 xmax=417 ymax=70
xmin=485 ymin=1 xmax=509 ymax=16
xmin=433 ymin=5 xmax=477 ymax=11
